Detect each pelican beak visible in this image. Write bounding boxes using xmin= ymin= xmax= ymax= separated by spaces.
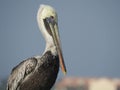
xmin=44 ymin=17 xmax=67 ymax=75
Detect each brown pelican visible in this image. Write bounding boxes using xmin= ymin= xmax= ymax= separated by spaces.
xmin=7 ymin=4 xmax=67 ymax=90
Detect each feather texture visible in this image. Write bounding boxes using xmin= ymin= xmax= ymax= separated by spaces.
xmin=7 ymin=51 xmax=59 ymax=90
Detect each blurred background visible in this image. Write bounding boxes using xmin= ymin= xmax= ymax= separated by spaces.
xmin=0 ymin=0 xmax=120 ymax=90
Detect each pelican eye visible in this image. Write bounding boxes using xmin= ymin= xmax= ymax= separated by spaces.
xmin=45 ymin=16 xmax=55 ymax=25
xmin=50 ymin=16 xmax=54 ymax=19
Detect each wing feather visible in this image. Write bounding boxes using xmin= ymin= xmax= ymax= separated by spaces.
xmin=7 ymin=57 xmax=37 ymax=90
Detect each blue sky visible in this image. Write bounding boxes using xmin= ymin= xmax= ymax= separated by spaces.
xmin=0 ymin=0 xmax=120 ymax=78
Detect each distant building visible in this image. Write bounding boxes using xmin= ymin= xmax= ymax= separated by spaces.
xmin=54 ymin=77 xmax=120 ymax=90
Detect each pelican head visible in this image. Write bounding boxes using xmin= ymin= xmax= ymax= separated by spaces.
xmin=37 ymin=4 xmax=67 ymax=75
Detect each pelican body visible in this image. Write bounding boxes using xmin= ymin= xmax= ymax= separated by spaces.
xmin=7 ymin=5 xmax=66 ymax=90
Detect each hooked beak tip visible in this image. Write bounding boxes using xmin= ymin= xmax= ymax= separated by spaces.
xmin=63 ymin=71 xmax=67 ymax=75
